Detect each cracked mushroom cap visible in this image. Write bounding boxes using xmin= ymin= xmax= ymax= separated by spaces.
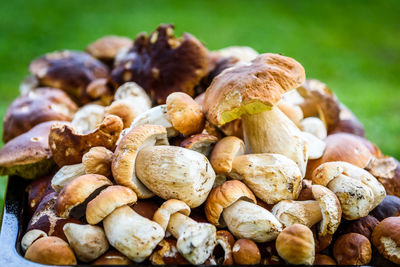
xmin=205 ymin=180 xmax=256 ymax=227
xmin=209 ymin=136 xmax=245 ymax=175
xmin=229 ymin=153 xmax=303 ymax=204
xmin=29 ymin=50 xmax=109 ymax=105
xmin=180 ymin=133 xmax=218 ymax=156
xmin=111 ymin=24 xmax=208 ymax=104
xmin=86 ymin=35 xmax=132 ymax=61
xmin=3 ymin=88 xmax=78 ymax=142
xmin=153 ymin=199 xmax=191 ymax=231
xmin=0 ymin=121 xmax=57 ymax=179
xmin=203 ymin=53 xmax=305 ymax=126
xmin=372 ymin=216 xmax=400 ymax=264
xmin=24 ymin=236 xmax=77 ymax=265
xmin=86 ymin=185 xmax=138 ymax=224
xmin=55 ymin=174 xmax=112 ymax=218
xmin=82 ymin=146 xmax=113 ymax=177
xmin=49 ymin=115 xmax=123 ymax=166
xmin=112 ymin=124 xmax=168 ymax=198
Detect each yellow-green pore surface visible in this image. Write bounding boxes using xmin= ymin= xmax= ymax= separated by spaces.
xmin=1 ymin=0 xmax=400 ymax=223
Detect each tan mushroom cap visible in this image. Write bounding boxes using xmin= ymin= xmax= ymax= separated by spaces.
xmin=82 ymin=146 xmax=113 ymax=177
xmin=112 ymin=124 xmax=168 ymax=198
xmin=49 ymin=115 xmax=123 ymax=166
xmin=372 ymin=216 xmax=400 ymax=264
xmin=209 ymin=136 xmax=245 ymax=175
xmin=166 ymin=92 xmax=205 ymax=136
xmin=153 ymin=199 xmax=191 ymax=232
xmin=86 ymin=35 xmax=132 ymax=60
xmin=92 ymin=250 xmax=133 ymax=265
xmin=180 ymin=133 xmax=218 ymax=156
xmin=21 ymin=230 xmax=47 ymax=253
xmin=232 ymin=239 xmax=261 ymax=265
xmin=55 ymin=174 xmax=112 ymax=218
xmin=86 ymin=185 xmax=138 ymax=225
xmin=24 ymin=236 xmax=77 ymax=265
xmin=203 ymin=53 xmax=305 ymax=126
xmin=205 ymin=180 xmax=256 ymax=227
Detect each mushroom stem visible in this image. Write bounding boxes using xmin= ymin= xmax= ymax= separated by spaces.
xmin=272 ymin=200 xmax=323 ymax=228
xmin=167 ymin=212 xmax=198 ymax=238
xmin=241 ymin=106 xmax=307 ymax=176
xmin=222 ymin=200 xmax=282 ymax=242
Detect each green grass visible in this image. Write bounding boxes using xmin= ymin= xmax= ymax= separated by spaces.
xmin=0 ymin=0 xmax=399 ymax=216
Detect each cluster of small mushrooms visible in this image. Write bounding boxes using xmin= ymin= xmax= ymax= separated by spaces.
xmin=1 ymin=24 xmax=400 ymax=266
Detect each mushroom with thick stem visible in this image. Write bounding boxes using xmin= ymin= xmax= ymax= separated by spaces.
xmin=203 ymin=53 xmax=308 ymax=176
xmin=153 ymin=199 xmax=216 ymax=264
xmin=372 ymin=216 xmax=400 ymax=264
xmin=312 ymin=161 xmax=386 ymax=220
xmin=205 ymin=180 xmax=282 ymax=242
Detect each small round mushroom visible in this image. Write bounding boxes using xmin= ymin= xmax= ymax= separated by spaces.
xmin=203 ymin=53 xmax=307 ymax=176
xmin=24 ymin=236 xmax=77 ymax=265
xmin=92 ymin=250 xmax=133 ymax=265
xmin=63 ymin=223 xmax=109 ymax=262
xmin=314 ymin=254 xmax=336 ymax=265
xmin=0 ymin=121 xmax=57 ymax=179
xmin=71 ymin=104 xmax=105 ymax=134
xmin=180 ymin=133 xmax=218 ymax=157
xmin=232 ymin=239 xmax=261 ymax=265
xmin=372 ymin=216 xmax=400 ymax=264
xmin=86 ymin=35 xmax=132 ymax=63
xmin=371 ymin=195 xmax=400 ymax=221
xmin=205 ymin=180 xmax=282 ymax=242
xmin=82 ymin=146 xmax=113 ymax=177
xmin=3 ymin=88 xmax=78 ymax=142
xmin=312 ymin=161 xmax=386 ymax=220
xmin=153 ymin=199 xmax=217 ymax=264
xmin=333 ymin=233 xmax=372 ymax=265
xmin=300 ymin=117 xmax=327 ymax=140
xmin=275 ymin=224 xmax=315 ymax=265
xmin=49 ymin=115 xmax=123 ymax=166
xmin=21 ymin=230 xmax=47 ymax=253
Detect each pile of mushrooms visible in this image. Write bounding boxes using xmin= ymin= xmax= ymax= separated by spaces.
xmin=1 ymin=24 xmax=399 ymax=266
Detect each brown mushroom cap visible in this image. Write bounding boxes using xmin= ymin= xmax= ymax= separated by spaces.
xmin=333 ymin=233 xmax=372 ymax=265
xmin=111 ymin=24 xmax=208 ymax=104
xmin=232 ymin=239 xmax=261 ymax=265
xmin=24 ymin=236 xmax=77 ymax=265
xmin=203 ymin=53 xmax=305 ymax=126
xmin=26 ymin=173 xmax=55 ymax=216
xmin=0 ymin=121 xmax=57 ymax=179
xmin=339 ymin=215 xmax=379 ymax=239
xmin=86 ymin=185 xmax=138 ymax=224
xmin=29 ymin=50 xmax=109 ymax=105
xmin=180 ymin=133 xmax=218 ymax=156
xmin=372 ymin=216 xmax=400 ymax=264
xmin=92 ymin=250 xmax=133 ymax=265
xmin=213 ymin=230 xmax=235 ymax=265
xmin=86 ymin=35 xmax=132 ymax=61
xmin=371 ymin=195 xmax=400 ymax=221
xmin=166 ymin=92 xmax=205 ymax=136
xmin=55 ymin=174 xmax=112 ymax=218
xmin=112 ymin=124 xmax=168 ymax=198
xmin=82 ymin=146 xmax=113 ymax=177
xmin=3 ymin=88 xmax=78 ymax=142
xmin=314 ymin=254 xmax=336 ymax=265
xmin=205 ymin=180 xmax=256 ymax=227
xmin=49 ymin=115 xmax=123 ymax=166
xmin=275 ymin=223 xmax=315 ymax=265
xmin=209 ymin=136 xmax=245 ymax=175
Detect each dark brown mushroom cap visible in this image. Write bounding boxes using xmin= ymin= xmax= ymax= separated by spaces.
xmin=333 ymin=233 xmax=372 ymax=265
xmin=339 ymin=215 xmax=379 ymax=239
xmin=371 ymin=195 xmax=400 ymax=221
xmin=0 ymin=121 xmax=58 ymax=179
xmin=110 ymin=24 xmax=208 ymax=104
xmin=3 ymin=88 xmax=78 ymax=142
xmin=26 ymin=173 xmax=55 ymax=217
xmin=29 ymin=50 xmax=109 ymax=105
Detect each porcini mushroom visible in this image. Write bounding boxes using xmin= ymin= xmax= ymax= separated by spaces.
xmin=71 ymin=104 xmax=105 ymax=134
xmin=203 ymin=53 xmax=308 ymax=176
xmin=180 ymin=133 xmax=218 ymax=157
xmin=153 ymin=199 xmax=217 ymax=264
xmin=372 ymin=216 xmax=400 ymax=264
xmin=232 ymin=239 xmax=261 ymax=265
xmin=333 ymin=233 xmax=372 ymax=265
xmin=86 ymin=35 xmax=132 ymax=63
xmin=205 ymin=180 xmax=282 ymax=242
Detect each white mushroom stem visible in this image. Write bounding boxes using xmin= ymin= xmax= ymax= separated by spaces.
xmin=241 ymin=106 xmax=307 ymax=176
xmin=222 ymin=200 xmax=282 ymax=243
xmin=272 ymin=200 xmax=323 ymax=228
xmin=167 ymin=212 xmax=217 ymax=265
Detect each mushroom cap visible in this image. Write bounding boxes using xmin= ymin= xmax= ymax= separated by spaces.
xmin=55 ymin=174 xmax=112 ymax=218
xmin=214 ymin=230 xmax=235 ymax=265
xmin=232 ymin=239 xmax=261 ymax=265
xmin=311 ymin=184 xmax=342 ymax=236
xmin=26 ymin=172 xmax=54 ymax=216
xmin=275 ymin=224 xmax=315 ymax=265
xmin=371 ymin=195 xmax=400 ymax=221
xmin=29 ymin=50 xmax=109 ymax=105
xmin=86 ymin=35 xmax=132 ymax=60
xmin=82 ymin=146 xmax=113 ymax=177
xmin=372 ymin=216 xmax=400 ymax=264
xmin=111 ymin=24 xmax=208 ymax=104
xmin=180 ymin=133 xmax=218 ymax=156
xmin=24 ymin=236 xmax=77 ymax=265
xmin=86 ymin=185 xmax=138 ymax=224
xmin=203 ymin=53 xmax=305 ymax=126
xmin=272 ymin=200 xmax=322 ymax=228
xmin=0 ymin=121 xmax=56 ymax=179
xmin=209 ymin=136 xmax=245 ymax=175
xmin=230 ymin=153 xmax=303 ymax=204
xmin=112 ymin=124 xmax=168 ymax=198
xmin=205 ymin=180 xmax=256 ymax=227
xmin=51 ymin=163 xmax=86 ymax=192
xmin=71 ymin=104 xmax=105 ymax=134
xmin=314 ymin=254 xmax=336 ymax=265
xmin=3 ymin=88 xmax=78 ymax=142
xmin=136 ymin=145 xmax=216 ymax=208
xmin=153 ymin=199 xmax=191 ymax=231
xmin=333 ymin=233 xmax=372 ymax=265
xmin=166 ymin=92 xmax=205 ymax=136
xmin=21 ymin=229 xmax=47 ymax=253
xmin=63 ymin=223 xmax=109 ymax=262
xmin=103 ymin=205 xmax=164 ymax=262
xmin=92 ymin=250 xmax=133 ymax=265
xmin=340 ymin=215 xmax=379 ymax=239
xmin=50 ymin=115 xmax=123 ymax=166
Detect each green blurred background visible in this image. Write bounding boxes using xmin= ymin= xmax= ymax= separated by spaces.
xmin=0 ymin=0 xmax=399 ymax=217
